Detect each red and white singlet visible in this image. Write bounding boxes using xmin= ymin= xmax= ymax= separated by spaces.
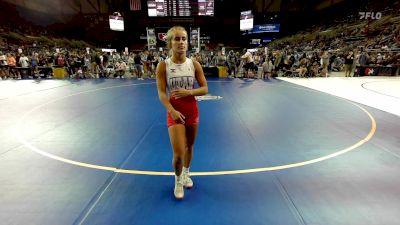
xmin=165 ymin=57 xmax=199 ymax=127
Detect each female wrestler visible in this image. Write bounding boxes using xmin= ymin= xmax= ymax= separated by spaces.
xmin=156 ymin=26 xmax=208 ymax=199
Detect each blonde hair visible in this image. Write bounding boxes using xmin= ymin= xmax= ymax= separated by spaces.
xmin=165 ymin=26 xmax=187 ymax=49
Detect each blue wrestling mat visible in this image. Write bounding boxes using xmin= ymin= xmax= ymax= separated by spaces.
xmin=1 ymin=78 xmax=399 ymax=225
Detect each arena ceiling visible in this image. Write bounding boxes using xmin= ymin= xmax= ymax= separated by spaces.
xmin=2 ymin=0 xmax=348 ymax=23
xmin=1 ymin=0 xmax=358 ymax=47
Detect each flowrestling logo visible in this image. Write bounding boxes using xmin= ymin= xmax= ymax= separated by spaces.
xmin=195 ymin=94 xmax=223 ymax=101
xmin=359 ymin=12 xmax=382 ymax=20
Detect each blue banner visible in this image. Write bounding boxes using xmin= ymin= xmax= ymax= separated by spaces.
xmin=249 ymin=24 xmax=280 ymax=33
xmin=262 ymin=38 xmax=273 ymax=43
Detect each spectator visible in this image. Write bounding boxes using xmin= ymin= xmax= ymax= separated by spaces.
xmin=344 ymin=51 xmax=354 ymax=77
xmin=226 ymin=50 xmax=237 ymax=77
xmin=320 ymin=51 xmax=329 ymax=77
xmin=240 ymin=49 xmax=255 ymax=78
xmin=134 ymin=53 xmax=143 ymax=80
xmin=262 ymin=57 xmax=274 ymax=79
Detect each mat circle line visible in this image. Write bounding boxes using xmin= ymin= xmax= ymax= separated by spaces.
xmin=14 ymin=81 xmax=376 ymax=176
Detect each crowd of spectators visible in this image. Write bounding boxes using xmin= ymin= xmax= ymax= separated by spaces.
xmin=0 ymin=47 xmax=170 ymax=80
xmin=1 ymin=29 xmax=398 ymax=80
xmin=1 ymin=1 xmax=399 ymax=80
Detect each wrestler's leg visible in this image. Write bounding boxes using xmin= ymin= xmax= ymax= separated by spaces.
xmin=184 ymin=124 xmax=198 ymax=168
xmin=182 ymin=124 xmax=198 ymax=188
xmin=168 ymin=124 xmax=187 ymax=198
xmin=168 ymin=124 xmax=186 ymax=176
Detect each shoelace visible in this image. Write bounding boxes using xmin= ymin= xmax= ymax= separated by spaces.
xmin=176 ymin=177 xmax=184 ymax=186
xmin=183 ymin=172 xmax=189 ymax=181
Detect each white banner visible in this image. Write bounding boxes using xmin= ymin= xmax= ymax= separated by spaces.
xmin=190 ymin=27 xmax=200 ymax=52
xmin=146 ymin=28 xmax=157 ymax=50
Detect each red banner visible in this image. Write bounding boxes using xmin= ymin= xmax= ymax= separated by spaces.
xmin=130 ymin=0 xmax=141 ymax=11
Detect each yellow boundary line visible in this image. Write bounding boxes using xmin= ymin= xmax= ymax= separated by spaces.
xmin=14 ymin=82 xmax=376 ymax=176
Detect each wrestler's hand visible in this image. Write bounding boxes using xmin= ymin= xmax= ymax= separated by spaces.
xmin=170 ymin=109 xmax=185 ymax=124
xmin=171 ymin=88 xmax=192 ymax=99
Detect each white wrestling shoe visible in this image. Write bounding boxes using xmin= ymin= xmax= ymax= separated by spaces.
xmin=174 ymin=175 xmax=184 ymax=199
xmin=183 ymin=170 xmax=194 ymax=189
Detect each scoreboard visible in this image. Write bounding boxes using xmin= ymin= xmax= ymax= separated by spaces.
xmin=147 ymin=0 xmax=214 ymax=17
